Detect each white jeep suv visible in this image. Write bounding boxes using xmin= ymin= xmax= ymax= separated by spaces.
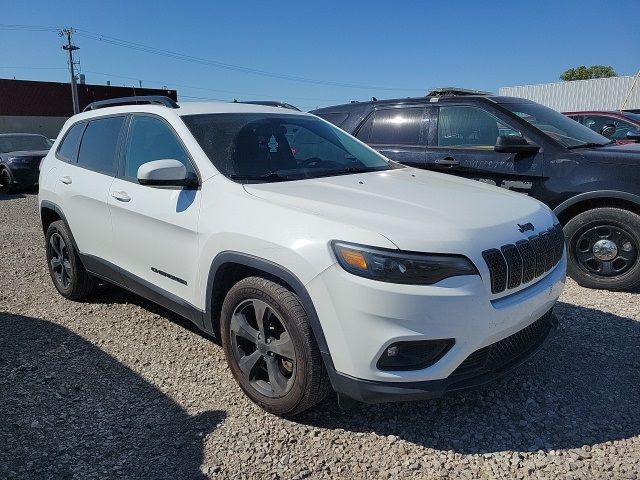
xmin=39 ymin=96 xmax=566 ymax=415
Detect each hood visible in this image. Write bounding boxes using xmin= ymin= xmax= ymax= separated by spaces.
xmin=2 ymin=150 xmax=49 ymax=158
xmin=244 ymin=168 xmax=555 ymax=253
xmin=578 ymin=142 xmax=640 ymax=165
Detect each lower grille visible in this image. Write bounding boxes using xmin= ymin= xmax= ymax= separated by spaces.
xmin=482 ymin=224 xmax=565 ymax=294
xmin=448 ymin=310 xmax=555 ymax=389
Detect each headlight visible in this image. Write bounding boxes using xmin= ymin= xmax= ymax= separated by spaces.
xmin=331 ymin=241 xmax=478 ymax=285
xmin=8 ymin=157 xmax=31 ymax=165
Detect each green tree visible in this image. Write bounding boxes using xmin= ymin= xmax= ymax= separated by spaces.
xmin=560 ymin=65 xmax=617 ymax=81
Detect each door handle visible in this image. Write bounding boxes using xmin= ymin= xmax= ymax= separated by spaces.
xmin=111 ymin=191 xmax=131 ymax=202
xmin=59 ymin=175 xmax=72 ymax=184
xmin=434 ymin=157 xmax=460 ymax=167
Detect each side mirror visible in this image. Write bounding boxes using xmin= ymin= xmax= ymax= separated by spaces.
xmin=495 ymin=135 xmax=540 ymax=155
xmin=600 ymin=124 xmax=616 ymax=138
xmin=137 ymin=159 xmax=196 ymax=187
xmin=626 ymin=129 xmax=640 ymax=141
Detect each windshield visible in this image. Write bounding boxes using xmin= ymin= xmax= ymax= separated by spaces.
xmin=502 ymin=103 xmax=612 ymax=148
xmin=182 ymin=113 xmax=393 ymax=182
xmin=623 ymin=112 xmax=640 ymax=123
xmin=0 ymin=135 xmax=52 ymax=153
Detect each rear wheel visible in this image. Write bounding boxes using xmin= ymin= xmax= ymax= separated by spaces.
xmin=220 ymin=276 xmax=330 ymax=416
xmin=565 ymin=207 xmax=640 ymax=291
xmin=45 ymin=220 xmax=98 ymax=299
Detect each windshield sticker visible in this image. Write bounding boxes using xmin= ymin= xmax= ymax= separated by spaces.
xmin=268 ymin=135 xmax=279 ymax=152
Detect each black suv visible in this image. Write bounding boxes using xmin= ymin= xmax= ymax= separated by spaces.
xmin=312 ymin=93 xmax=640 ymax=291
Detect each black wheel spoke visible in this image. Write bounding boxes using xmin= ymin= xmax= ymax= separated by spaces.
xmin=251 ymin=299 xmax=268 ymax=337
xmin=238 ymin=350 xmax=262 ymax=377
xmin=230 ymin=312 xmax=259 ymax=343
xmin=267 ymin=331 xmax=295 ymax=360
xmin=50 ymin=256 xmax=62 ymax=271
xmin=600 ymin=261 xmax=614 ymax=275
xmin=265 ymin=355 xmax=289 ymax=396
xmin=49 ymin=235 xmax=62 ymax=257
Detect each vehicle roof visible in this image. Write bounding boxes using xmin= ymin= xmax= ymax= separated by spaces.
xmin=70 ymin=101 xmax=313 ymax=121
xmin=310 ymin=95 xmax=535 ymax=113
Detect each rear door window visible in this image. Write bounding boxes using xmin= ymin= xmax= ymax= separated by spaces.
xmin=77 ymin=116 xmax=125 ymax=175
xmin=56 ymin=123 xmax=86 ymax=162
xmin=357 ymin=107 xmax=425 ymax=145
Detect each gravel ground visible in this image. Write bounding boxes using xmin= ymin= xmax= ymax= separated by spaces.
xmin=1 ymin=192 xmax=639 ymax=480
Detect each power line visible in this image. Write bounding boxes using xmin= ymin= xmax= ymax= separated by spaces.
xmin=72 ymin=28 xmax=424 ymax=92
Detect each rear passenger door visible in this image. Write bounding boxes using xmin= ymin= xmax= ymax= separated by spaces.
xmin=107 ymin=114 xmax=201 ymax=306
xmin=355 ymin=107 xmax=429 ymax=167
xmin=424 ymin=105 xmax=543 ymax=195
xmin=56 ymin=116 xmax=125 ymax=267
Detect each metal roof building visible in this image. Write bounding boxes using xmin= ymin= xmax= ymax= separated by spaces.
xmin=498 ymin=75 xmax=640 ymax=112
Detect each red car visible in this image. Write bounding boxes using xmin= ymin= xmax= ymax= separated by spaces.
xmin=564 ymin=110 xmax=640 ymax=144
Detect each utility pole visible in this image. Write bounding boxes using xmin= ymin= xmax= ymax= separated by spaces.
xmin=60 ymin=28 xmax=80 ymax=114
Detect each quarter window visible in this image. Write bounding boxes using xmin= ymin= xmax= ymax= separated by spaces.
xmin=124 ymin=116 xmax=193 ymax=180
xmin=77 ymin=116 xmax=125 ymax=175
xmin=57 ymin=123 xmax=85 ymax=162
xmin=437 ymin=106 xmax=521 ymax=148
xmin=358 ymin=108 xmax=425 ymax=145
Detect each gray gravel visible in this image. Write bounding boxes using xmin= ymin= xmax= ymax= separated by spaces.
xmin=1 ymin=192 xmax=639 ymax=479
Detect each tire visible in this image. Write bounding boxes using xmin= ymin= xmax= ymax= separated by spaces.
xmin=220 ymin=276 xmax=331 ymax=416
xmin=564 ymin=207 xmax=640 ymax=291
xmin=0 ymin=168 xmax=13 ymax=194
xmin=45 ymin=220 xmax=98 ymax=299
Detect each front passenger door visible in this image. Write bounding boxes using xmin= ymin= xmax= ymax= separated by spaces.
xmin=108 ymin=115 xmax=202 ymax=306
xmin=424 ymin=105 xmax=543 ymax=195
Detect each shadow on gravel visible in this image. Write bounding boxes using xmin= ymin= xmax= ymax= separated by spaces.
xmin=300 ymin=301 xmax=640 ymax=454
xmin=0 ymin=312 xmax=225 ymax=480
xmin=83 ymin=285 xmax=218 ymax=344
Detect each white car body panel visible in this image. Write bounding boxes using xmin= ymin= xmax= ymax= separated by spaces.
xmin=38 ymin=101 xmax=567 ymax=393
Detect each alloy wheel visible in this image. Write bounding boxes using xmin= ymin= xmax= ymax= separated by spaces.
xmin=229 ymin=299 xmax=296 ymax=398
xmin=49 ymin=232 xmax=72 ymax=289
xmin=573 ymin=224 xmax=637 ymax=277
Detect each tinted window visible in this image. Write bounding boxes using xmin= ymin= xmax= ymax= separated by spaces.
xmin=124 ymin=116 xmax=192 ymax=180
xmin=503 ymin=102 xmax=610 ymax=148
xmin=437 ymin=106 xmax=521 ymax=148
xmin=316 ymin=112 xmax=349 ymax=127
xmin=77 ymin=117 xmax=124 ymax=175
xmin=365 ymin=108 xmax=424 ymax=145
xmin=0 ymin=134 xmax=52 ymax=153
xmin=183 ymin=113 xmax=391 ymax=182
xmin=583 ymin=115 xmax=637 ymax=140
xmin=56 ymin=123 xmax=85 ymax=162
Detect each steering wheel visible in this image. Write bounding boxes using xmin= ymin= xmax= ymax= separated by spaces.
xmin=302 ymin=158 xmax=324 ymax=168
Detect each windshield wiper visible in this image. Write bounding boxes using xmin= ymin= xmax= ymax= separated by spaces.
xmin=230 ymin=172 xmax=291 ymax=182
xmin=567 ymin=141 xmax=613 ymax=150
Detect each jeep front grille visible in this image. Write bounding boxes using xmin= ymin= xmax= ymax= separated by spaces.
xmin=482 ymin=224 xmax=564 ymax=294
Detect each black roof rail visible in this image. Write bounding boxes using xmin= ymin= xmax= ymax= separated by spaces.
xmin=83 ymin=95 xmax=179 ymax=112
xmin=426 ymin=87 xmax=491 ymax=97
xmin=232 ymin=99 xmax=301 ymax=111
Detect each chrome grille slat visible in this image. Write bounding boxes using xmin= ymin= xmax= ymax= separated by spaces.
xmin=482 ymin=224 xmax=564 ymax=294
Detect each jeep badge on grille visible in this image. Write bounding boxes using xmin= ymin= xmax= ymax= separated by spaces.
xmin=518 ymin=222 xmax=535 ymax=233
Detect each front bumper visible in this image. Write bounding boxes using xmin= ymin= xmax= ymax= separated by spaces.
xmin=329 ymin=309 xmax=556 ymax=403
xmin=8 ymin=165 xmax=39 ymax=187
xmin=307 ymin=253 xmax=566 ymax=399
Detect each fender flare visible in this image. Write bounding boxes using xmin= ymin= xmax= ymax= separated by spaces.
xmin=553 ymin=190 xmax=640 ymax=218
xmin=204 ymin=251 xmax=337 ymax=377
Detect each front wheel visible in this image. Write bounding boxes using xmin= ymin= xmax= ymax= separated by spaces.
xmin=0 ymin=168 xmax=13 ymax=194
xmin=564 ymin=207 xmax=640 ymax=291
xmin=220 ymin=277 xmax=331 ymax=416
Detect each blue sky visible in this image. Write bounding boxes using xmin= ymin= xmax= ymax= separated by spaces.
xmin=1 ymin=0 xmax=639 ymax=111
